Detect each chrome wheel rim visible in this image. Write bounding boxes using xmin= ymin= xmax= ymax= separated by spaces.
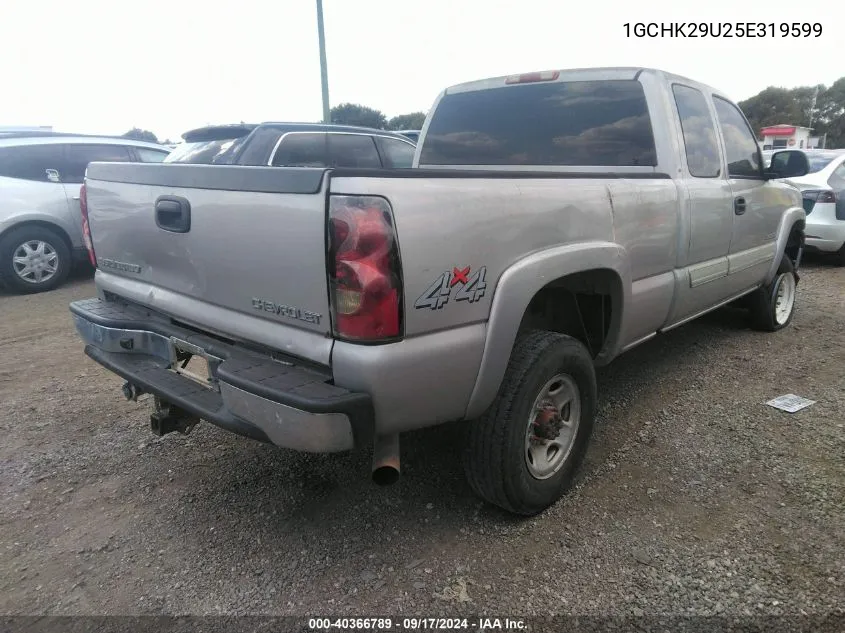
xmin=525 ymin=373 xmax=581 ymax=480
xmin=774 ymin=272 xmax=796 ymax=325
xmin=12 ymin=240 xmax=59 ymax=284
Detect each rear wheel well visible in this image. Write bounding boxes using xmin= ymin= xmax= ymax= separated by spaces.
xmin=785 ymin=220 xmax=805 ymax=265
xmin=518 ymin=270 xmax=621 ymax=359
xmin=0 ymin=220 xmax=75 ymax=254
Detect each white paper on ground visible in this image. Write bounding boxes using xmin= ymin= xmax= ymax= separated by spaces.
xmin=766 ymin=394 xmax=816 ymax=413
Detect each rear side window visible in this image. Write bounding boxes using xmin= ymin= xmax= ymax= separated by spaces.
xmin=164 ymin=138 xmax=246 ymax=164
xmin=672 ymin=85 xmax=721 ymax=178
xmin=378 ymin=137 xmax=416 ymax=168
xmin=135 ymin=147 xmax=169 ymax=162
xmin=236 ymin=127 xmax=283 ymax=165
xmin=419 ymin=80 xmax=657 ymax=167
xmin=0 ymin=144 xmax=64 ymax=181
xmin=327 ymin=134 xmax=381 ymax=168
xmin=713 ymin=97 xmax=762 ymax=178
xmin=271 ymin=133 xmax=327 ymax=167
xmin=64 ymin=144 xmax=132 ymax=183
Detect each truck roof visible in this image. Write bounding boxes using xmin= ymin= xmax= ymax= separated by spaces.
xmin=444 ymin=67 xmax=724 ymax=100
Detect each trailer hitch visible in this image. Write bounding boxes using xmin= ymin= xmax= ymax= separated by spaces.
xmin=149 ymin=397 xmax=199 ymax=437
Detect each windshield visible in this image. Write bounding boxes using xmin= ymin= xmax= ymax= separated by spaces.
xmin=163 ymin=137 xmax=247 ymax=164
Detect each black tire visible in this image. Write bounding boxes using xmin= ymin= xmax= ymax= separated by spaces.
xmin=833 ymin=244 xmax=845 ymax=267
xmin=0 ymin=225 xmax=72 ymax=294
xmin=748 ymin=255 xmax=797 ymax=332
xmin=463 ymin=331 xmax=597 ymax=516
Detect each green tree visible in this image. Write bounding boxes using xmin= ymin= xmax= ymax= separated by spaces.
xmin=739 ymin=87 xmax=809 ymax=135
xmin=813 ymin=78 xmax=845 ymax=148
xmin=739 ymin=79 xmax=845 ymax=148
xmin=329 ymin=103 xmax=387 ymax=129
xmin=387 ymin=112 xmax=426 ymax=131
xmin=122 ymin=128 xmax=159 ymax=143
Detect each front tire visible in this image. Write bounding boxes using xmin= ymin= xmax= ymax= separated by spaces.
xmin=0 ymin=225 xmax=71 ymax=294
xmin=749 ymin=255 xmax=797 ymax=331
xmin=463 ymin=331 xmax=597 ymax=515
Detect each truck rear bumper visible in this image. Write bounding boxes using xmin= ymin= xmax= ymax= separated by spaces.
xmin=69 ymin=298 xmax=374 ymax=452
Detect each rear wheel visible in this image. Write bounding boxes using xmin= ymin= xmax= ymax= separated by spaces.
xmin=748 ymin=255 xmax=797 ymax=331
xmin=463 ymin=331 xmax=596 ymax=515
xmin=0 ymin=226 xmax=71 ymax=294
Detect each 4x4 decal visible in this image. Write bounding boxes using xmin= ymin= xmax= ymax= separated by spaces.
xmin=414 ymin=266 xmax=487 ymax=310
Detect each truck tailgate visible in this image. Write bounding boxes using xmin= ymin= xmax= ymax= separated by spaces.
xmin=84 ymin=163 xmax=332 ymax=362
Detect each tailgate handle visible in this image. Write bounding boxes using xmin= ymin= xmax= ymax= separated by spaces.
xmin=155 ymin=196 xmax=191 ymax=233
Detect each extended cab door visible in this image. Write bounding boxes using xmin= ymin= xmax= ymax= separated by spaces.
xmin=712 ymin=97 xmax=781 ymax=291
xmin=664 ymin=83 xmax=735 ymax=325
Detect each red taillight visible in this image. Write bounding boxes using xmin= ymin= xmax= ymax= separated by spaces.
xmin=505 ymin=70 xmax=560 ymax=85
xmin=803 ymin=189 xmax=837 ymax=203
xmin=328 ymin=196 xmax=402 ymax=342
xmin=79 ymin=183 xmax=97 ymax=267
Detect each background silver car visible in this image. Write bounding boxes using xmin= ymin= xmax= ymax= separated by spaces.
xmin=0 ymin=134 xmax=171 ymax=293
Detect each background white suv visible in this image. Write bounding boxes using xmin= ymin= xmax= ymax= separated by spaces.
xmin=0 ymin=134 xmax=171 ymax=293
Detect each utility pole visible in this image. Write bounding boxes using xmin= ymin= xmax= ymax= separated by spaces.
xmin=316 ymin=0 xmax=331 ymax=123
xmin=808 ymin=85 xmax=819 ymax=130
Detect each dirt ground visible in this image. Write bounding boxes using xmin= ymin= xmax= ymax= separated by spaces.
xmin=1 ymin=262 xmax=844 ymax=621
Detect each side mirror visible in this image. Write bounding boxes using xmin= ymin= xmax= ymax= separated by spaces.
xmin=766 ymin=150 xmax=809 ymax=180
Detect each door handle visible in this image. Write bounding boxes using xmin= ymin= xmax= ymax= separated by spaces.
xmin=155 ymin=195 xmax=191 ymax=233
xmin=734 ymin=196 xmax=747 ymax=215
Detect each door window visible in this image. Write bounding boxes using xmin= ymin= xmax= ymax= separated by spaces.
xmin=0 ymin=144 xmax=65 ymax=181
xmin=64 ymin=144 xmax=132 ymax=183
xmin=327 ymin=134 xmax=381 ymax=168
xmin=672 ymin=84 xmax=721 ymax=178
xmin=713 ymin=97 xmax=763 ymax=178
xmin=271 ymin=133 xmax=327 ymax=167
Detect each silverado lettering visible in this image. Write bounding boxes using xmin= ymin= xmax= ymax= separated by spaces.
xmin=251 ymin=298 xmax=322 ymax=325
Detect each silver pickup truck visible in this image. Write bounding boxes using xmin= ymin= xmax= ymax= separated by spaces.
xmin=70 ymin=68 xmax=809 ymax=515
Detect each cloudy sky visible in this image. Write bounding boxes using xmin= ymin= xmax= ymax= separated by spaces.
xmin=0 ymin=0 xmax=836 ymax=142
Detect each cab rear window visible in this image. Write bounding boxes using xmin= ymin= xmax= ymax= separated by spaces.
xmin=419 ymin=79 xmax=657 ymax=167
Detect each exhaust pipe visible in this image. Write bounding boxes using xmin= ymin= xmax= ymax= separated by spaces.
xmin=372 ymin=434 xmax=400 ymax=486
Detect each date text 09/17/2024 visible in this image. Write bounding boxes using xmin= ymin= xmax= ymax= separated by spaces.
xmin=623 ymin=22 xmax=822 ymax=38
xmin=308 ymin=617 xmax=526 ymax=630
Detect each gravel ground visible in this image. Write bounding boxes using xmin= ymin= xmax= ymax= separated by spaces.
xmin=1 ymin=262 xmax=844 ymax=623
